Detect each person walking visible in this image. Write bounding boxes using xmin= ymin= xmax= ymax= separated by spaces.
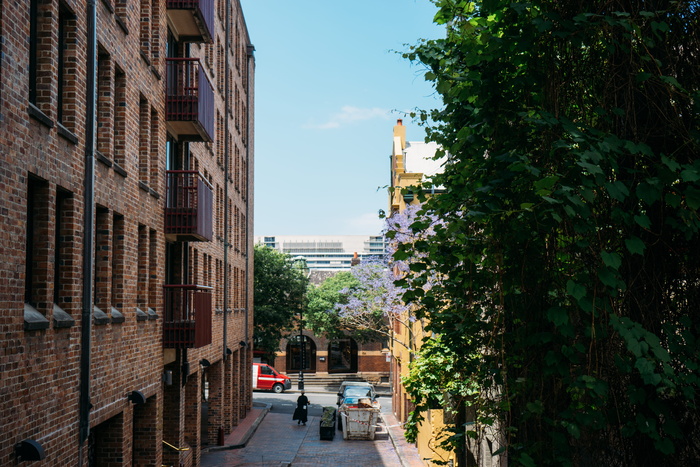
xmin=293 ymin=391 xmax=310 ymax=425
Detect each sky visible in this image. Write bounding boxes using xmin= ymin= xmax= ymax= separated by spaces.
xmin=239 ymin=0 xmax=444 ymax=236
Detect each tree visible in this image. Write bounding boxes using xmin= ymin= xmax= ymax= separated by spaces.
xmin=335 ymin=257 xmax=408 ymax=344
xmin=399 ymin=1 xmax=700 ymax=465
xmin=253 ymin=245 xmax=309 ymax=363
xmin=305 ymin=271 xmax=358 ymax=339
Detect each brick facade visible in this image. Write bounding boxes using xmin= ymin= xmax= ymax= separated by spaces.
xmin=0 ymin=0 xmax=254 ymax=465
xmin=273 ymin=332 xmax=390 ymax=384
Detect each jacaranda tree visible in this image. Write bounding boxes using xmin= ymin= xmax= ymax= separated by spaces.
xmin=398 ymin=0 xmax=700 ymax=465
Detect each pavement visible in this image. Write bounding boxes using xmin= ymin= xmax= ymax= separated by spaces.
xmin=202 ymin=385 xmax=426 ymax=467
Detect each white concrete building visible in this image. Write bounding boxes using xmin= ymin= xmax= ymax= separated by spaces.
xmin=255 ymin=235 xmax=386 ymax=271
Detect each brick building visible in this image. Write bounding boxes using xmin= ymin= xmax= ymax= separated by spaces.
xmin=274 ymin=332 xmax=390 ymax=386
xmin=0 ymin=0 xmax=254 ymax=465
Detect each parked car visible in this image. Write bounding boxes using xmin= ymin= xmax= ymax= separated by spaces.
xmin=336 ymin=381 xmax=376 ymax=406
xmin=252 ymin=363 xmax=292 ymax=393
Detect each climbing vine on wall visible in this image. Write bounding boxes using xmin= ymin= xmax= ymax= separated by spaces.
xmin=398 ymin=1 xmax=700 ymax=465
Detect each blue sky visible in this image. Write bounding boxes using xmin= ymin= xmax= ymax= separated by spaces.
xmin=240 ymin=0 xmax=443 ymax=236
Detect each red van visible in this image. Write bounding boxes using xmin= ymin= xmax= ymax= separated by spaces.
xmin=252 ymin=363 xmax=292 ymax=393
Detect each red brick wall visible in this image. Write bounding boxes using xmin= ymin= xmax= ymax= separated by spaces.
xmin=0 ymin=0 xmax=254 ymax=465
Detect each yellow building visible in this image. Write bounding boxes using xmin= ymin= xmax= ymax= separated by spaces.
xmin=388 ymin=120 xmax=455 ymax=466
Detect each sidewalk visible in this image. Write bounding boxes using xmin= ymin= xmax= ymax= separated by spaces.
xmin=204 ymin=401 xmax=271 ymax=452
xmin=381 ymin=410 xmax=426 ymax=467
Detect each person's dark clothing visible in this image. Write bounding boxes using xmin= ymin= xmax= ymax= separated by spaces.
xmin=293 ymin=394 xmax=309 ymax=424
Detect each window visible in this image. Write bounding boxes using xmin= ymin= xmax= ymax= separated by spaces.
xmin=28 ymin=0 xmax=53 ymax=122
xmin=111 ymin=214 xmax=125 ymax=310
xmin=25 ymin=177 xmax=50 ymax=308
xmin=114 ymin=66 xmax=126 ymax=167
xmin=149 ymin=106 xmax=159 ymax=189
xmin=97 ymin=49 xmax=113 ymax=159
xmin=148 ymin=229 xmax=157 ymax=311
xmin=94 ymin=206 xmax=110 ymax=311
xmin=54 ymin=189 xmax=73 ymax=306
xmin=58 ymin=4 xmax=78 ymax=131
xmin=166 ymin=135 xmax=177 ymax=171
xmin=28 ymin=0 xmax=39 ymax=105
xmin=139 ymin=0 xmax=150 ymax=62
xmin=150 ymin=0 xmax=160 ymax=68
xmin=137 ymin=224 xmax=148 ymax=309
xmin=138 ymin=96 xmax=149 ymax=185
xmin=216 ymin=41 xmax=223 ymax=93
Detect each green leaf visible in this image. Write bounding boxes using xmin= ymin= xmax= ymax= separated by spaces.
xmin=661 ymin=154 xmax=680 ymax=172
xmin=601 ymin=251 xmax=622 ymax=269
xmin=605 ymin=181 xmax=629 ymax=201
xmin=599 ymin=268 xmax=619 ymax=288
xmin=684 ymin=186 xmax=700 ymax=210
xmin=634 ymin=214 xmax=651 ymax=229
xmin=566 ymin=280 xmax=586 ymax=301
xmin=660 ymin=75 xmax=685 ymax=91
xmin=635 ymin=72 xmax=652 ymax=83
xmin=681 ymin=168 xmax=700 ymax=182
xmin=519 ymin=453 xmax=536 ymax=467
xmin=547 ymin=306 xmax=569 ymax=327
xmin=625 ymin=236 xmax=646 ymax=255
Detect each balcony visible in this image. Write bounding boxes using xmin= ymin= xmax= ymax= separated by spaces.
xmin=166 ymin=58 xmax=214 ymax=142
xmin=165 ymin=170 xmax=213 ymax=242
xmin=163 ymin=285 xmax=213 ymax=348
xmin=166 ymin=0 xmax=214 ymax=43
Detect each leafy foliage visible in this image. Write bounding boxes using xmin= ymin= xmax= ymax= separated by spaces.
xmin=399 ymin=0 xmax=700 ymax=465
xmin=335 ymin=257 xmax=409 ymax=343
xmin=305 ymin=271 xmax=359 ymax=339
xmin=253 ymin=245 xmax=309 ymax=362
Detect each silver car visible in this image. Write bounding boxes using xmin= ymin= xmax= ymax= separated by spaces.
xmin=336 ymin=381 xmax=376 ymax=406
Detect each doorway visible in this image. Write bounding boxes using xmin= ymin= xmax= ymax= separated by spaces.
xmin=286 ymin=335 xmax=316 ymax=373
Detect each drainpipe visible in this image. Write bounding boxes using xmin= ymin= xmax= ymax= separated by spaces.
xmin=222 ymin=0 xmax=231 ymax=361
xmin=244 ymin=43 xmax=254 ymax=405
xmin=79 ymin=0 xmax=97 ymax=456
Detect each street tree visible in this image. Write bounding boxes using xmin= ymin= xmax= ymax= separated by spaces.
xmin=335 ymin=257 xmax=407 ymax=344
xmin=398 ymin=1 xmax=700 ymax=465
xmin=305 ymin=271 xmax=358 ymax=340
xmin=253 ymin=244 xmax=309 ymax=363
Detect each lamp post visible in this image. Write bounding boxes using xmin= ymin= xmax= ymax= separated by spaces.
xmin=291 ymin=256 xmax=310 ymax=391
xmin=298 ymin=311 xmax=305 ymax=391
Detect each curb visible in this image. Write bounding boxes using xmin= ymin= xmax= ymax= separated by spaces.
xmin=204 ymin=402 xmax=271 ymax=452
xmin=382 ymin=413 xmax=409 ymax=467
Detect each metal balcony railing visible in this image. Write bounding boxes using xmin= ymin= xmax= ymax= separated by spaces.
xmin=166 ymin=0 xmax=214 ymax=43
xmin=166 ymin=58 xmax=214 ymax=142
xmin=163 ymin=284 xmax=213 ymax=348
xmin=165 ymin=170 xmax=213 ymax=242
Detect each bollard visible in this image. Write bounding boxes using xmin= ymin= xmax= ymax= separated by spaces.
xmin=218 ymin=427 xmax=224 ymax=446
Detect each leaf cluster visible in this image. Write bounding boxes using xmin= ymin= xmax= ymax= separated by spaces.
xmin=399 ymin=0 xmax=700 ymax=465
xmin=253 ymin=245 xmax=309 ymax=362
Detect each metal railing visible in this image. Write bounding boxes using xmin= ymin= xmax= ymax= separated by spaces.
xmin=163 ymin=284 xmax=213 ymax=348
xmin=165 ymin=170 xmax=213 ymax=241
xmin=165 ymin=58 xmax=214 ymax=141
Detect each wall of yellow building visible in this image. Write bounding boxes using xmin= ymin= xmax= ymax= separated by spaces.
xmin=388 ymin=119 xmax=455 ymax=466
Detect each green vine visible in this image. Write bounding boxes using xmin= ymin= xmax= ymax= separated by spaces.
xmin=398 ymin=1 xmax=700 ymax=465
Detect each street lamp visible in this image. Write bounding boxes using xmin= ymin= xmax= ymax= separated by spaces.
xmin=291 ymin=256 xmax=310 ymax=391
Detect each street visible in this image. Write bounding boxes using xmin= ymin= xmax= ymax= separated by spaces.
xmin=201 ymin=389 xmax=410 ymax=466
